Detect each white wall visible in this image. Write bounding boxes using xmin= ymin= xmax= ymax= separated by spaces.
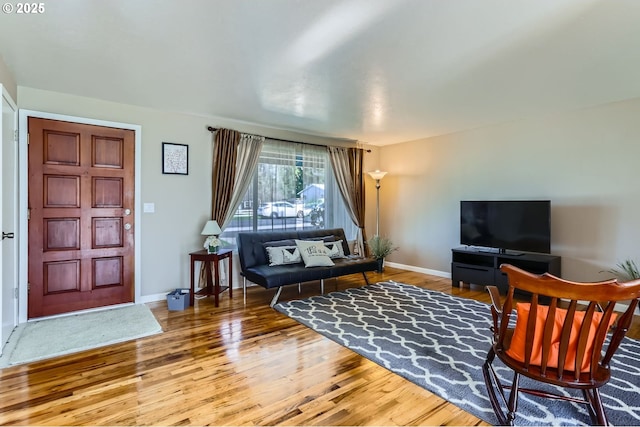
xmin=17 ymin=87 xmax=355 ymax=301
xmin=378 ymin=97 xmax=640 ymax=281
xmin=0 ymin=56 xmax=16 ymax=103
xmin=20 ymin=86 xmax=638 ymax=297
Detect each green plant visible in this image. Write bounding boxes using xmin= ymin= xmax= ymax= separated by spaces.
xmin=607 ymin=259 xmax=640 ymax=281
xmin=367 ymin=235 xmax=398 ymax=259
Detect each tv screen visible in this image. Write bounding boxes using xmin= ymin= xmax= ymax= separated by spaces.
xmin=460 ymin=200 xmax=551 ymax=254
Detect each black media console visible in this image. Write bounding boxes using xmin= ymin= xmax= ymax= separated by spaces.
xmin=451 ymin=247 xmax=561 ymax=294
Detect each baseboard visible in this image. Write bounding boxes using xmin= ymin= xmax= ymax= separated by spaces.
xmin=139 ymin=287 xmax=206 ymax=304
xmin=139 ymin=293 xmax=170 ymax=304
xmin=384 ymin=261 xmax=451 ymax=279
xmin=140 ymin=280 xmax=244 ymax=304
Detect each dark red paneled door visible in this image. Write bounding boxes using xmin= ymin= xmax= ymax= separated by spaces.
xmin=28 ymin=118 xmax=135 ymax=318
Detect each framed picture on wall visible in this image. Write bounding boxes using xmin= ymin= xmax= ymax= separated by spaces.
xmin=162 ymin=142 xmax=188 ymax=175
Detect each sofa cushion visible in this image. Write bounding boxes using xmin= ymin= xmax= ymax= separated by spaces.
xmin=262 ymin=239 xmax=296 ymax=248
xmin=296 ymin=240 xmax=335 ymax=267
xmin=242 ymin=256 xmax=378 ymax=289
xmin=237 ymin=228 xmax=351 ymax=271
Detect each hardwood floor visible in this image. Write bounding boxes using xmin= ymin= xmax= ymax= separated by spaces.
xmin=1 ymin=268 xmax=638 ymax=426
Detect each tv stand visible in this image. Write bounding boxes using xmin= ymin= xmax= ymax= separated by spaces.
xmin=474 ymin=247 xmax=522 ymax=256
xmin=498 ymin=248 xmax=524 ymax=255
xmin=451 ymin=247 xmax=561 ymax=294
xmin=473 ymin=247 xmax=524 ymax=256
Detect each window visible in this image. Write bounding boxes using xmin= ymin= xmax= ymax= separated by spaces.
xmin=221 ymin=139 xmax=357 ymax=244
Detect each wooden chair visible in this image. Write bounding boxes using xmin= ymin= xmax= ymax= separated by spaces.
xmin=483 ymin=263 xmax=640 ymax=425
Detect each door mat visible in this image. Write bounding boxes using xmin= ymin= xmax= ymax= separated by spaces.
xmin=1 ymin=304 xmax=162 ymax=367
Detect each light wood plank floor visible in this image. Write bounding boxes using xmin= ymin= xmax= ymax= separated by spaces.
xmin=1 ymin=268 xmax=638 ymax=426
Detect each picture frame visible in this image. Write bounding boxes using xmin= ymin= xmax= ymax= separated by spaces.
xmin=162 ymin=142 xmax=188 ymax=175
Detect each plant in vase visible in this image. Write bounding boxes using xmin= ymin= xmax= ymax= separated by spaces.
xmin=204 ymin=235 xmax=222 ymax=254
xmin=367 ymin=235 xmax=398 ymax=272
xmin=606 ymin=259 xmax=640 ymax=280
xmin=606 ymin=259 xmax=640 ymax=313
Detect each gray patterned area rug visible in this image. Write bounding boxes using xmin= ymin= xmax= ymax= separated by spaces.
xmin=274 ymin=281 xmax=640 ymax=426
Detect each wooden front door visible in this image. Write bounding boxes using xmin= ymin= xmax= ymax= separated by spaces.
xmin=28 ymin=118 xmax=135 ymax=318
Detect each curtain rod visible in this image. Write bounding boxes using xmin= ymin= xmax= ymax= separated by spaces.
xmin=207 ymin=126 xmax=371 ymax=152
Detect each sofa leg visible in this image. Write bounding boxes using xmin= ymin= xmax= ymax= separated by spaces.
xmin=270 ymin=287 xmax=283 ymax=308
xmin=362 ymin=272 xmax=370 ymax=286
xmin=298 ymin=283 xmax=301 ymax=294
xmin=320 ymin=279 xmax=324 ymax=294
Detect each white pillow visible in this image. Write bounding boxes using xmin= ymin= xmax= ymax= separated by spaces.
xmin=295 ymin=240 xmax=335 ymax=268
xmin=265 ymin=245 xmax=301 ymax=266
xmin=324 ymin=240 xmax=346 ymax=259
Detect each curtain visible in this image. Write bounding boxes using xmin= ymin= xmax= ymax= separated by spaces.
xmin=221 ymin=133 xmax=265 ymax=229
xmin=211 ymin=128 xmax=241 ymax=223
xmin=201 ymin=129 xmax=263 ymax=288
xmin=327 ymin=147 xmax=367 ymax=256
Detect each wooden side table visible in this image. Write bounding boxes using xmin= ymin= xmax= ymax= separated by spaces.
xmin=189 ymin=248 xmax=233 ymax=307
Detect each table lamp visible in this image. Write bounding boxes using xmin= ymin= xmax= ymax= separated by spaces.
xmin=201 ymin=220 xmax=222 ymax=253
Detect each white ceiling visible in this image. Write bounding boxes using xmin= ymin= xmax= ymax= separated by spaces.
xmin=1 ymin=0 xmax=640 ymax=146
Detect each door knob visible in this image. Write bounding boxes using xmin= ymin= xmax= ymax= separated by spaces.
xmin=124 ymin=223 xmax=132 ymax=230
xmin=2 ymin=232 xmax=14 ymax=240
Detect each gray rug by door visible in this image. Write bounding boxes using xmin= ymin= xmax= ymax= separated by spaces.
xmin=1 ymin=304 xmax=162 ymax=367
xmin=274 ymin=281 xmax=640 ymax=426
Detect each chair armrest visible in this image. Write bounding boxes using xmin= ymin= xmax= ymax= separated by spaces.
xmin=486 ymin=286 xmax=502 ymax=313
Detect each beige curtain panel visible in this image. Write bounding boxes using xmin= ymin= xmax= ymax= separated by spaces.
xmin=221 ymin=133 xmax=265 ymax=229
xmin=327 ymin=146 xmax=367 ymax=256
xmin=211 ymin=128 xmax=241 ymax=224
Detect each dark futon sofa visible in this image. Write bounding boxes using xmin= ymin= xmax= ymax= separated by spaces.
xmin=237 ymin=228 xmax=378 ymax=306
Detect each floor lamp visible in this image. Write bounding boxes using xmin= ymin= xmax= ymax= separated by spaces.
xmin=367 ymin=170 xmax=387 ymax=236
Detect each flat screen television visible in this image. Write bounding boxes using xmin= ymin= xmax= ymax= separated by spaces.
xmin=460 ymin=200 xmax=551 ymax=254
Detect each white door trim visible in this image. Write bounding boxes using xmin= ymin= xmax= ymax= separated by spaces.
xmin=1 ymin=85 xmax=18 ymax=352
xmin=18 ymin=110 xmax=142 ymax=324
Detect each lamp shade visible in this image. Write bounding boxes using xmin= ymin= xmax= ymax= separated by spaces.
xmin=201 ymin=220 xmax=222 ymax=236
xmin=367 ymin=170 xmax=388 ymax=180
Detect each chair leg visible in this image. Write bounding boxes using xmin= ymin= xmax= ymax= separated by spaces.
xmin=483 ymin=347 xmax=511 ymax=426
xmin=320 ymin=279 xmax=324 ymax=294
xmin=243 ymin=277 xmax=247 ymax=304
xmin=583 ymin=389 xmax=608 ymax=426
xmin=270 ymin=287 xmax=283 ymax=308
xmin=362 ymin=271 xmax=370 ymax=285
xmin=506 ymin=372 xmax=520 ymax=425
xmin=582 ymin=389 xmax=597 ymax=423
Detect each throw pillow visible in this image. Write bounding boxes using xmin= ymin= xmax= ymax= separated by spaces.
xmin=265 ymin=245 xmax=302 ymax=266
xmin=506 ymin=302 xmax=617 ymax=371
xmin=295 ymin=240 xmax=335 ymax=268
xmin=324 ymin=240 xmax=346 ymax=259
